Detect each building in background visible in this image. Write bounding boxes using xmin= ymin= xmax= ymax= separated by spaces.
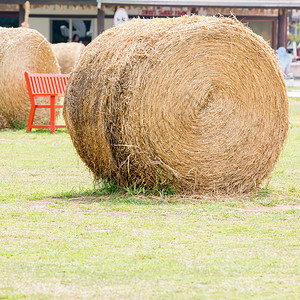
xmin=0 ymin=0 xmax=299 ymax=49
xmin=0 ymin=1 xmax=97 ymax=44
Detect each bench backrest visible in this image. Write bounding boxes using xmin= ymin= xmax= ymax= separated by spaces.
xmin=24 ymin=72 xmax=69 ymax=97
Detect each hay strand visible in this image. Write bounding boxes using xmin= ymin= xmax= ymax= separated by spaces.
xmin=64 ymin=16 xmax=289 ymax=195
xmin=21 ymin=1 xmax=30 ymax=28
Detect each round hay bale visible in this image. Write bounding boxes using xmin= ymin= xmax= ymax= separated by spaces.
xmin=51 ymin=42 xmax=85 ymax=74
xmin=0 ymin=27 xmax=60 ymax=128
xmin=63 ymin=16 xmax=289 ymax=195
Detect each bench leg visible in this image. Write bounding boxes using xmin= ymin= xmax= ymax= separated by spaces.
xmin=26 ymin=105 xmax=36 ymax=132
xmin=50 ymin=96 xmax=56 ymax=134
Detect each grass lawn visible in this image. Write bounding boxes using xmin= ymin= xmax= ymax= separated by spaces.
xmin=0 ymin=99 xmax=299 ymax=299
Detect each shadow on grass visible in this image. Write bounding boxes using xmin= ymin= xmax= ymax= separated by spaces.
xmin=52 ymin=191 xmax=182 ymax=206
xmin=50 ymin=181 xmax=269 ymax=206
xmin=25 ymin=128 xmax=69 ymax=135
xmin=51 ymin=181 xmax=197 ymax=206
xmin=49 ymin=183 xmax=300 ymax=207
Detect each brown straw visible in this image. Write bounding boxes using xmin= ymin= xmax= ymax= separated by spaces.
xmin=0 ymin=27 xmax=60 ymax=128
xmin=64 ymin=15 xmax=289 ymax=195
xmin=0 ymin=111 xmax=9 ymax=129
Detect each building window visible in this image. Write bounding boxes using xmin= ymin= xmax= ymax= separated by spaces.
xmin=51 ymin=19 xmax=92 ymax=45
xmin=247 ymin=20 xmax=274 ymax=47
xmin=0 ymin=14 xmax=18 ymax=27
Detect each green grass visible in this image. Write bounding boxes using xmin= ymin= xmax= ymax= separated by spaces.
xmin=0 ymin=100 xmax=299 ymax=299
xmin=287 ymin=85 xmax=300 ymax=91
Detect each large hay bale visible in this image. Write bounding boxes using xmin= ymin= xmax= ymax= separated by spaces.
xmin=64 ymin=16 xmax=289 ymax=195
xmin=51 ymin=42 xmax=85 ymax=74
xmin=0 ymin=27 xmax=60 ymax=128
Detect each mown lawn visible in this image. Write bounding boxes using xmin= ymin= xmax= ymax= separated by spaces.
xmin=0 ymin=99 xmax=299 ymax=299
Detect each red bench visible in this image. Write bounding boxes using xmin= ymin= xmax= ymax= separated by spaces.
xmin=24 ymin=72 xmax=69 ymax=133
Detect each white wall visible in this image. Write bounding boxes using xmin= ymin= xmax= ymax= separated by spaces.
xmin=29 ymin=17 xmax=50 ymax=40
xmin=104 ymin=18 xmax=114 ymax=31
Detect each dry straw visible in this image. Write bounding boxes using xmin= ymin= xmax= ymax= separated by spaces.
xmin=21 ymin=1 xmax=30 ymax=28
xmin=0 ymin=27 xmax=60 ymax=128
xmin=0 ymin=112 xmax=9 ymax=129
xmin=64 ymin=15 xmax=289 ymax=195
xmin=51 ymin=42 xmax=85 ymax=74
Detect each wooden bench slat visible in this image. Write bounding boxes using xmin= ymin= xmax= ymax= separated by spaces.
xmin=26 ymin=73 xmax=69 ymax=96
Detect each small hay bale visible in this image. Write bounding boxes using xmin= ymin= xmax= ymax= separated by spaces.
xmin=63 ymin=16 xmax=289 ymax=195
xmin=0 ymin=27 xmax=60 ymax=127
xmin=51 ymin=42 xmax=85 ymax=74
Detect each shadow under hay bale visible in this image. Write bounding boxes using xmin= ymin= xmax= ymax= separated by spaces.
xmin=64 ymin=15 xmax=289 ymax=195
xmin=51 ymin=42 xmax=85 ymax=74
xmin=0 ymin=27 xmax=60 ymax=129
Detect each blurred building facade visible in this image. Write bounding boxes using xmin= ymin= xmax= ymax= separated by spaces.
xmin=0 ymin=0 xmax=299 ymax=49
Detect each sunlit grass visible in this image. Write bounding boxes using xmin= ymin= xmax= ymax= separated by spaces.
xmin=0 ymin=99 xmax=299 ymax=298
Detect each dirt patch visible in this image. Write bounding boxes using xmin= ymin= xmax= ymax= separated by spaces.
xmin=237 ymin=205 xmax=300 ymax=214
xmin=221 ymin=218 xmax=246 ymax=222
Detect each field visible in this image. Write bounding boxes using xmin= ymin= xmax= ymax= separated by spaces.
xmin=0 ymin=98 xmax=299 ymax=299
